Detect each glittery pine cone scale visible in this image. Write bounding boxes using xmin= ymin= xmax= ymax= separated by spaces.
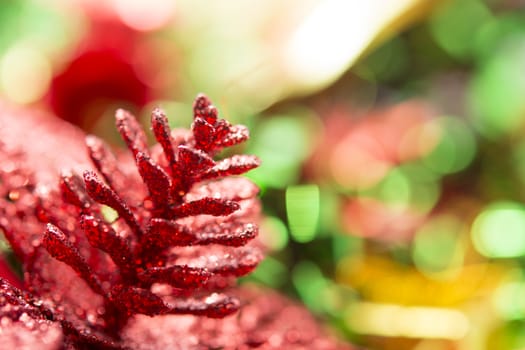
xmin=0 ymin=95 xmax=352 ymax=349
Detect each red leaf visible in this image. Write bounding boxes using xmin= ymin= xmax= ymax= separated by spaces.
xmin=168 ymin=293 xmax=239 ymax=318
xmin=80 ymin=215 xmax=135 ymax=279
xmin=111 ymin=285 xmax=168 ymax=316
xmin=136 ymin=152 xmax=172 ymax=210
xmin=151 ymin=108 xmax=177 ymax=168
xmin=192 ymin=117 xmax=215 ymax=152
xmin=43 ymin=224 xmax=106 ymax=296
xmin=115 ymin=109 xmax=148 ymax=158
xmin=171 ymin=198 xmax=239 ymax=218
xmin=192 ymin=94 xmax=217 ymax=124
xmin=59 ymin=171 xmax=92 ymax=209
xmin=199 ymin=155 xmax=260 ymax=181
xmin=137 ymin=265 xmax=211 ymax=289
xmin=83 ymin=171 xmax=142 ymax=239
xmin=86 ymin=135 xmax=125 ymax=192
xmin=176 ymin=145 xmax=215 ymax=175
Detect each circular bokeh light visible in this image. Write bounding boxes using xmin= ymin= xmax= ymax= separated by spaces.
xmin=472 ymin=202 xmax=525 ymax=258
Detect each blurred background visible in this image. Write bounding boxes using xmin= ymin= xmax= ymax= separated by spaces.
xmin=3 ymin=0 xmax=525 ymax=349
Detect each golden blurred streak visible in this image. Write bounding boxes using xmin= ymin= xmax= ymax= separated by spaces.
xmin=337 ymin=255 xmax=508 ymax=306
xmin=345 ymin=302 xmax=469 ymax=339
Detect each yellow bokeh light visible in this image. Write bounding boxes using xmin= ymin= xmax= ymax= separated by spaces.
xmin=345 ymin=302 xmax=470 ymax=339
xmin=1 ymin=45 xmax=52 ymax=104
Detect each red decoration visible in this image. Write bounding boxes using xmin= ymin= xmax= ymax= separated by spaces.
xmin=0 ymin=95 xmax=350 ymax=349
xmin=48 ymin=20 xmax=152 ymax=131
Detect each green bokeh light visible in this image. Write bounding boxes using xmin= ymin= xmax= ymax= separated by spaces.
xmin=259 ymin=216 xmax=289 ymax=251
xmin=317 ymin=189 xmax=340 ymax=237
xmin=359 ymin=168 xmax=411 ymax=209
xmin=0 ymin=231 xmax=11 ymax=254
xmin=412 ymin=215 xmax=464 ymax=275
xmin=469 ymin=37 xmax=525 ymax=138
xmin=245 ymin=256 xmax=287 ymax=288
xmin=292 ymin=261 xmax=328 ymax=313
xmin=101 ymin=205 xmax=118 ymax=223
xmin=472 ymin=202 xmax=525 ymax=258
xmin=0 ymin=1 xmax=83 ymax=58
xmin=377 ymin=168 xmax=411 ymax=208
xmin=474 ymin=14 xmax=525 ymax=64
xmin=429 ymin=0 xmax=492 ymax=60
xmin=400 ymin=161 xmax=440 ymax=183
xmin=493 ymin=281 xmax=525 ymax=320
xmin=423 ymin=117 xmax=476 ymax=174
xmin=286 ymin=184 xmax=320 ymax=243
xmin=400 ymin=164 xmax=441 ymax=213
xmin=332 ymin=234 xmax=362 ymax=264
xmin=247 ymin=112 xmax=318 ymax=188
xmin=360 ymin=165 xmax=440 ymax=213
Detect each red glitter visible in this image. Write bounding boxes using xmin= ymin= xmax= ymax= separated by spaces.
xmin=2 ymin=95 xmax=262 ymax=347
xmin=0 ymin=96 xmax=351 ymax=349
xmin=50 ymin=94 xmax=260 ymax=326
